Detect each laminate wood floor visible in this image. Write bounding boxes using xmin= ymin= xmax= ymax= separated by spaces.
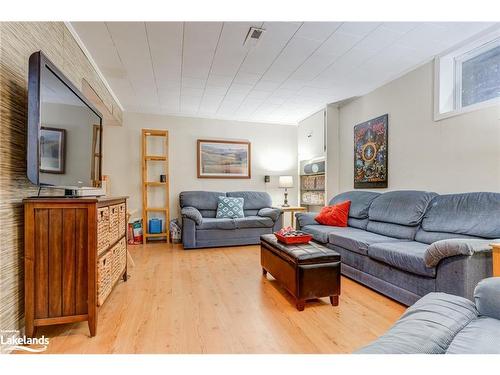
xmin=26 ymin=243 xmax=405 ymax=354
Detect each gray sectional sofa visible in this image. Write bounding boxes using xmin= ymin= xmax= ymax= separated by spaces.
xmin=357 ymin=277 xmax=500 ymax=354
xmin=180 ymin=191 xmax=283 ymax=249
xmin=296 ymin=190 xmax=499 ymax=305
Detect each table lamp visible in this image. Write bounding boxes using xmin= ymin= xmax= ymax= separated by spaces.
xmin=279 ymin=175 xmax=293 ymax=207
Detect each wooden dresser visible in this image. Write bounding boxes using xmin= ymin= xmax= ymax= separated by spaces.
xmin=24 ymin=196 xmax=128 ymax=337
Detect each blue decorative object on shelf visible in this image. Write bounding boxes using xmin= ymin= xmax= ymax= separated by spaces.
xmin=149 ymin=218 xmax=162 ymax=234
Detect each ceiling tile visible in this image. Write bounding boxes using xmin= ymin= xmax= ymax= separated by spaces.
xmin=210 ymin=22 xmax=258 ymax=77
xmin=106 ymin=22 xmax=158 ymax=103
xmin=72 ymin=21 xmax=497 ymax=125
xmin=382 ymin=22 xmax=420 ymax=34
xmin=239 ymin=22 xmax=302 ymax=75
xmin=234 ymin=71 xmax=261 ymax=85
xmin=182 ymin=87 xmax=204 ymax=97
xmin=204 ymin=85 xmax=228 ymax=96
xmin=246 ymin=90 xmax=272 ymax=100
xmin=146 ymin=22 xmax=183 ymax=85
xmin=295 ymin=22 xmax=343 ymax=41
xmin=254 ymin=80 xmax=282 ymax=91
xmin=337 ymin=22 xmax=381 ymax=37
xmin=182 ymin=22 xmax=223 ymax=79
xmin=206 ymin=74 xmax=233 ymax=87
xmin=182 ymin=77 xmax=206 ymax=89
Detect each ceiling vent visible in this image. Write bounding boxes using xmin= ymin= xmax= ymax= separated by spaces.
xmin=244 ymin=27 xmax=265 ymax=47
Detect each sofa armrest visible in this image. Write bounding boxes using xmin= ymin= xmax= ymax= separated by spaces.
xmin=295 ymin=212 xmax=318 ymax=229
xmin=181 ymin=206 xmax=203 ymax=225
xmin=181 ymin=217 xmax=196 ymax=249
xmin=356 ymin=292 xmax=477 ymax=354
xmin=474 ymin=277 xmax=500 ymax=320
xmin=257 ymin=207 xmax=282 ymax=222
xmin=424 ymin=239 xmax=496 ymax=268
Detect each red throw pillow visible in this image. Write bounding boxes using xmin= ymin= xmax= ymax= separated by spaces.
xmin=315 ymin=200 xmax=351 ymax=227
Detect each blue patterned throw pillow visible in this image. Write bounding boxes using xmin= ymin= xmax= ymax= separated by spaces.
xmin=216 ymin=196 xmax=244 ymax=219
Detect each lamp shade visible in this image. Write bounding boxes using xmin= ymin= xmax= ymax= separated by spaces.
xmin=278 ymin=175 xmax=294 ymax=188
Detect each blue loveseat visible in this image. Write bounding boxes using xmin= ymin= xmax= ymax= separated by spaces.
xmin=296 ymin=190 xmax=499 ymax=305
xmin=357 ymin=277 xmax=500 ymax=353
xmin=180 ymin=191 xmax=283 ymax=249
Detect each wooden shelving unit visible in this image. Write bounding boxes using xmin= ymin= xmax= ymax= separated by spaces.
xmin=142 ymin=129 xmax=170 ymax=243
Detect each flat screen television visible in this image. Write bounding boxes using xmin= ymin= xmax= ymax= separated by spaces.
xmin=27 ymin=51 xmax=103 ymax=194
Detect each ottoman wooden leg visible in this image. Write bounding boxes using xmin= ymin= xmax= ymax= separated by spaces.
xmin=296 ymin=300 xmax=305 ymax=311
xmin=330 ymin=295 xmax=339 ymax=306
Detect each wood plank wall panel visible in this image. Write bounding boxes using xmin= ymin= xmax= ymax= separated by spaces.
xmin=48 ymin=209 xmax=63 ymax=318
xmin=34 ymin=209 xmax=49 ymax=319
xmin=62 ymin=209 xmax=76 ymax=317
xmin=0 ymin=22 xmax=121 ymax=342
xmin=75 ymin=208 xmax=88 ymax=315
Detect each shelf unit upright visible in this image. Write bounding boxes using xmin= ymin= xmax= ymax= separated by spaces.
xmin=141 ymin=129 xmax=170 ymax=243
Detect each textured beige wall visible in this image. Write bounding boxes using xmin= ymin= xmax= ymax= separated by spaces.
xmin=0 ymin=22 xmax=122 ymax=339
xmin=332 ymin=62 xmax=500 ymax=195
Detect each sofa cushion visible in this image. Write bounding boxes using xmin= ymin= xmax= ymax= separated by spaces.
xmin=244 ymin=209 xmax=259 ymax=216
xmin=234 ymin=216 xmax=274 ymax=229
xmin=347 ymin=218 xmax=369 ymax=230
xmin=368 ymin=190 xmax=437 ymax=226
xmin=198 ymin=209 xmax=217 ymax=218
xmin=296 ymin=212 xmax=319 ymax=228
xmin=301 ymin=224 xmax=340 ymax=244
xmin=196 ymin=218 xmax=236 ymax=230
xmin=366 ymin=221 xmax=419 ymax=240
xmin=421 ymin=192 xmax=500 ymax=238
xmin=180 ymin=191 xmax=226 ymax=210
xmin=328 ymin=227 xmax=401 ymax=255
xmin=315 ymin=200 xmax=350 ymax=227
xmin=414 ymin=229 xmax=481 ymax=245
xmin=356 ymin=292 xmax=478 ymax=354
xmin=446 ymin=316 xmax=500 ymax=354
xmin=216 ymin=196 xmax=244 ymax=219
xmin=368 ymin=241 xmax=435 ymax=277
xmin=333 ymin=244 xmax=437 ymax=299
xmin=196 ymin=227 xmax=271 ymax=243
xmin=227 ymin=191 xmax=272 ymax=210
xmin=329 ymin=191 xmax=380 ymax=219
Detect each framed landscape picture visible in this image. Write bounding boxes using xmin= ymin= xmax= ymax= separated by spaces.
xmin=197 ymin=139 xmax=251 ymax=179
xmin=353 ymin=114 xmax=388 ymax=188
xmin=40 ymin=126 xmax=66 ymax=174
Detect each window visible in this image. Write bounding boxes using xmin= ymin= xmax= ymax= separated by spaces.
xmin=457 ymin=40 xmax=500 ymax=108
xmin=434 ymin=27 xmax=500 ymax=120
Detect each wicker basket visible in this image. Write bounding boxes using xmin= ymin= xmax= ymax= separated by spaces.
xmin=109 ymin=204 xmax=120 ymax=244
xmin=118 ymin=203 xmax=126 ymax=237
xmin=111 ymin=238 xmax=127 ymax=283
xmin=97 ymin=250 xmax=113 ymax=306
xmin=97 ymin=207 xmax=110 ymax=256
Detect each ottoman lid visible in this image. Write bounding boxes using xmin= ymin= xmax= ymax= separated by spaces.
xmin=260 ymin=234 xmax=340 ymax=265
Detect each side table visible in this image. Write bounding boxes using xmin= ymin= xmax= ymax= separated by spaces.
xmin=490 ymin=243 xmax=500 ymax=277
xmin=280 ymin=206 xmax=307 ymax=228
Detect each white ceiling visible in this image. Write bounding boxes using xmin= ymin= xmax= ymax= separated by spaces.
xmin=71 ymin=22 xmax=496 ymax=125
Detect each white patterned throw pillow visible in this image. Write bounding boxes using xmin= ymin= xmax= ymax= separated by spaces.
xmin=216 ymin=196 xmax=244 ymax=219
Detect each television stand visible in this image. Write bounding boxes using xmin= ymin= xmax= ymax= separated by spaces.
xmin=23 ymin=196 xmax=128 ymax=337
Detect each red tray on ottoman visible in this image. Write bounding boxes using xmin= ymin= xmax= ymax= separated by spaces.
xmin=274 ymin=231 xmax=312 ymax=245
